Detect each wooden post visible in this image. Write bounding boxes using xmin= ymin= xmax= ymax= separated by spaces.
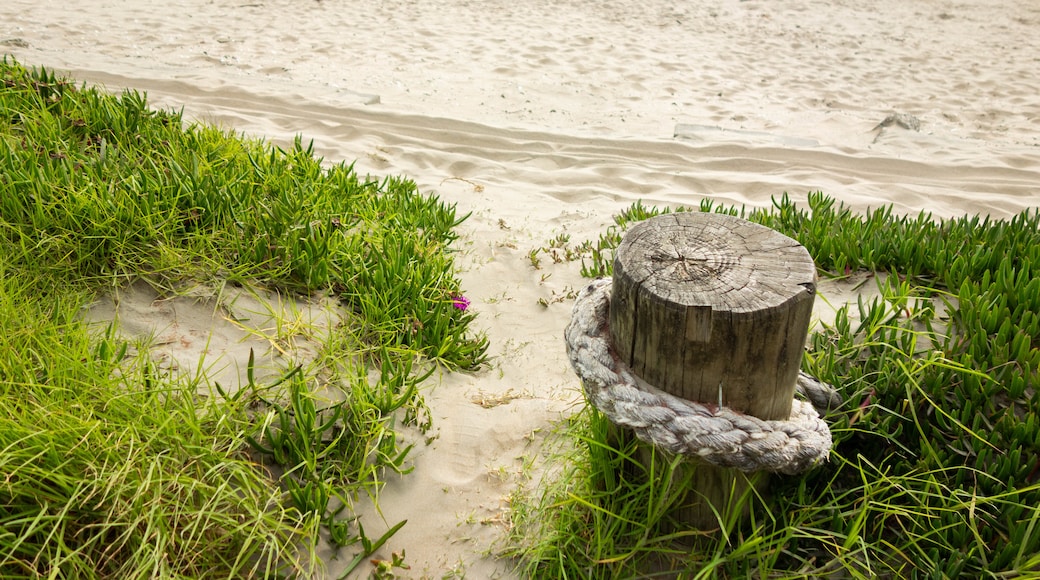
xmin=608 ymin=212 xmax=817 ymax=529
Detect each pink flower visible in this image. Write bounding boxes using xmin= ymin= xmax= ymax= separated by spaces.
xmin=451 ymin=294 xmax=470 ymax=311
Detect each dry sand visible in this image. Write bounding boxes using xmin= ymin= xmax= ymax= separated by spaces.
xmin=2 ymin=0 xmax=1038 ymax=577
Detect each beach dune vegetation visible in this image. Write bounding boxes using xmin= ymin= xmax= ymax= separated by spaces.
xmin=0 ymin=58 xmax=485 ymax=577
xmin=510 ymin=196 xmax=1040 ymax=578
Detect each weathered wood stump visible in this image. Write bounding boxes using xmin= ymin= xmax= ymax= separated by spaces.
xmin=609 ymin=211 xmax=817 ymax=529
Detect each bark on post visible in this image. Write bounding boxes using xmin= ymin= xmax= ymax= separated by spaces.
xmin=608 ymin=211 xmax=817 ymax=529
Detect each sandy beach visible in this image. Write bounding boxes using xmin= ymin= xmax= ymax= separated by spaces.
xmin=2 ymin=0 xmax=1038 ymax=577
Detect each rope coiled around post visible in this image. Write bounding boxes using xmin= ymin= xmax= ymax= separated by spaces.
xmin=564 ymin=279 xmax=838 ymax=475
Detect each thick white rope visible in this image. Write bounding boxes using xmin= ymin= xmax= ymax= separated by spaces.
xmin=564 ymin=279 xmax=836 ymax=475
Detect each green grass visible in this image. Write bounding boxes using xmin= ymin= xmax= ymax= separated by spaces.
xmin=0 ymin=57 xmax=486 ymax=577
xmin=508 ymin=195 xmax=1040 ymax=578
xmin=0 ymin=269 xmax=307 ymax=577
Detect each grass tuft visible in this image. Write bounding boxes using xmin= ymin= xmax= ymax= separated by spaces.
xmin=0 ymin=57 xmax=485 ymax=577
xmin=0 ymin=268 xmax=307 ymax=577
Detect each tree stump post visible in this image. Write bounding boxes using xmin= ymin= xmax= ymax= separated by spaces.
xmin=608 ymin=211 xmax=817 ymax=529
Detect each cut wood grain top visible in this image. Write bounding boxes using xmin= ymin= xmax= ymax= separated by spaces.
xmin=614 ymin=212 xmax=816 ymax=313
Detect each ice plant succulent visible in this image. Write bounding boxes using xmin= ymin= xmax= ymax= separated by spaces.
xmin=0 ymin=58 xmax=488 ymax=576
xmin=451 ymin=294 xmax=470 ymax=311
